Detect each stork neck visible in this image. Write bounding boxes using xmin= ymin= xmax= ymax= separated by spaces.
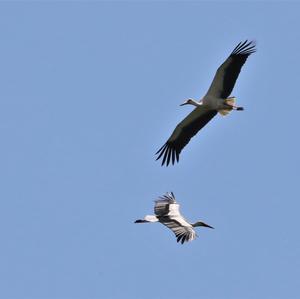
xmin=189 ymin=99 xmax=202 ymax=107
xmin=191 ymin=221 xmax=203 ymax=227
xmin=144 ymin=215 xmax=159 ymax=222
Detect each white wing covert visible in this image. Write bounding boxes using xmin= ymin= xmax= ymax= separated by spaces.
xmin=160 ymin=217 xmax=197 ymax=244
xmin=154 ymin=192 xmax=180 ymax=217
xmin=154 ymin=192 xmax=197 ymax=244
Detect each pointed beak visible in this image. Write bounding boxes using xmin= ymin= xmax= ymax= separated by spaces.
xmin=180 ymin=101 xmax=188 ymax=106
xmin=134 ymin=219 xmax=145 ymax=223
xmin=202 ymin=223 xmax=214 ymax=229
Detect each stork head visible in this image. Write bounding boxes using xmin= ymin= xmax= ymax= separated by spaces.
xmin=192 ymin=221 xmax=214 ymax=229
xmin=180 ymin=98 xmax=201 ymax=107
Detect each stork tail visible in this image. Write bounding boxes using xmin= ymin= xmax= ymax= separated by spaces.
xmin=219 ymin=97 xmax=236 ymax=116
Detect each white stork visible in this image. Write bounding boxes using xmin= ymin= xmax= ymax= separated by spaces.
xmin=135 ymin=192 xmax=213 ymax=244
xmin=156 ymin=40 xmax=256 ymax=166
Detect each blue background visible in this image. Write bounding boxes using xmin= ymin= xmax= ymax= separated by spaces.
xmin=0 ymin=2 xmax=299 ymax=299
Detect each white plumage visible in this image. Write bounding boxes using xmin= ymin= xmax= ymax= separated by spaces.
xmin=135 ymin=192 xmax=213 ymax=244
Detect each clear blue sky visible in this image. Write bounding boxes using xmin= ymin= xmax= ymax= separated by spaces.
xmin=0 ymin=2 xmax=299 ymax=299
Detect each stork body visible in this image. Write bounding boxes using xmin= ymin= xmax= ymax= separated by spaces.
xmin=156 ymin=40 xmax=256 ymax=166
xmin=135 ymin=192 xmax=213 ymax=244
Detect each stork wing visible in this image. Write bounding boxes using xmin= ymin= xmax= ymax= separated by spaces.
xmin=156 ymin=107 xmax=217 ymax=166
xmin=205 ymin=40 xmax=256 ymax=99
xmin=154 ymin=192 xmax=180 ymax=217
xmin=159 ymin=217 xmax=197 ymax=244
xmin=154 ymin=192 xmax=196 ymax=244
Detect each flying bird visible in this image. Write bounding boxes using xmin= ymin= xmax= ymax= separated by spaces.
xmin=135 ymin=192 xmax=213 ymax=244
xmin=156 ymin=40 xmax=256 ymax=166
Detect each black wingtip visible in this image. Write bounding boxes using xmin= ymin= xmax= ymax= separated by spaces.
xmin=231 ymin=40 xmax=256 ymax=56
xmin=155 ymin=143 xmax=180 ymax=167
xmin=177 ymin=234 xmax=183 ymax=243
xmin=181 ymin=235 xmax=186 ymax=244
